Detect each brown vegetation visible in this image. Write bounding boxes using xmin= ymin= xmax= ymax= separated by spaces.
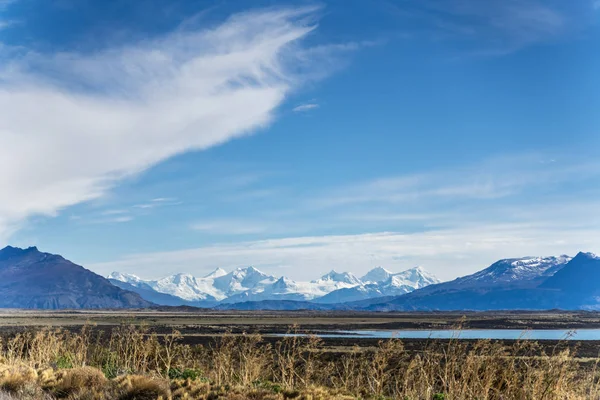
xmin=0 ymin=325 xmax=597 ymax=399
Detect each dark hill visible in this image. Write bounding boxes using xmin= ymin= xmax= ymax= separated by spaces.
xmin=0 ymin=246 xmax=152 ymax=309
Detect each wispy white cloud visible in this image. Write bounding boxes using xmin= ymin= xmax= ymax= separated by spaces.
xmin=191 ymin=219 xmax=268 ymax=235
xmin=0 ymin=6 xmax=347 ymax=240
xmin=105 ymin=216 xmax=133 ymax=223
xmin=312 ymin=154 xmax=600 ymax=208
xmin=101 ymin=209 xmax=129 ymax=216
xmin=293 ymin=103 xmax=319 ymax=112
xmin=385 ymin=0 xmax=592 ymax=55
xmin=71 ymin=214 xmax=134 ymax=225
xmin=86 ymin=152 xmax=600 ymax=280
xmin=88 ymin=220 xmax=600 ymax=281
xmin=151 ymin=197 xmax=177 ymax=203
xmin=0 ymin=0 xmax=16 ymax=9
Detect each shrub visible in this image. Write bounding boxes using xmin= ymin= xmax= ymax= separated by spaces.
xmin=117 ymin=375 xmax=171 ymax=400
xmin=53 ymin=366 xmax=107 ymax=398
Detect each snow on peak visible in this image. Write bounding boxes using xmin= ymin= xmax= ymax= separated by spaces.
xmin=361 ymin=267 xmax=393 ymax=283
xmin=316 ymin=270 xmax=361 ymax=285
xmin=454 ymin=255 xmax=572 ymax=287
xmin=392 ymin=266 xmax=440 ymax=289
xmin=151 ymin=273 xmax=219 ymax=301
xmin=575 ymin=252 xmax=599 ymax=260
xmin=212 ymin=266 xmax=277 ymax=296
xmin=108 ymin=271 xmax=143 ymax=284
xmin=204 ymin=268 xmax=227 ymax=279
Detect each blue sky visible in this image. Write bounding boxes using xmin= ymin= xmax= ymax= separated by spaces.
xmin=0 ymin=0 xmax=599 ymax=281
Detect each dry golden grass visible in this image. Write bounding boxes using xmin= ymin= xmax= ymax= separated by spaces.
xmin=0 ymin=325 xmax=597 ymax=399
xmin=115 ymin=375 xmax=171 ymax=400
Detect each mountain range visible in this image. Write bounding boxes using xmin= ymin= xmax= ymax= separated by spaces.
xmin=1 ymin=245 xmax=599 ymax=311
xmin=108 ymin=265 xmax=440 ymax=306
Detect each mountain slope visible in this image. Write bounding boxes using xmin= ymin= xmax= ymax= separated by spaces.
xmin=150 ymin=273 xmax=220 ymax=302
xmin=360 ymin=254 xmax=597 ymax=311
xmin=360 ymin=267 xmax=392 ymax=283
xmin=412 ymin=256 xmax=571 ymax=298
xmin=0 ymin=246 xmax=151 ymax=309
xmin=221 ymin=276 xmax=337 ymax=303
xmin=212 ymin=267 xmax=277 ymax=297
xmin=108 ymin=278 xmax=212 ymax=307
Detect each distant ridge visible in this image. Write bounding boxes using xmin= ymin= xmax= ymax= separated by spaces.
xmin=207 ymin=252 xmax=600 ymax=311
xmin=109 ymin=265 xmax=441 ymax=306
xmin=4 ymin=245 xmax=597 ymax=311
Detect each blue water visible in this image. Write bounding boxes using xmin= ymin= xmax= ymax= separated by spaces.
xmin=279 ymin=329 xmax=600 ymax=340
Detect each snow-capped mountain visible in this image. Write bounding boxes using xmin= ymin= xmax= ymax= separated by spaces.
xmin=212 ymin=266 xmax=277 ymax=298
xmin=360 ymin=267 xmax=392 ymax=283
xmin=443 ymin=255 xmax=572 ymax=290
xmin=108 ymin=265 xmax=440 ymax=306
xmin=361 ymin=253 xmax=599 ymax=311
xmin=151 ymin=273 xmax=220 ymax=301
xmin=221 ymin=271 xmax=370 ymax=304
xmin=316 ymin=266 xmax=441 ymax=303
xmin=108 ymin=266 xmax=276 ymax=302
xmin=314 ymin=270 xmax=361 ymax=286
xmin=204 ymin=268 xmax=227 ymax=279
xmin=221 ymin=277 xmax=322 ymax=303
xmin=391 ymin=266 xmax=440 ymax=289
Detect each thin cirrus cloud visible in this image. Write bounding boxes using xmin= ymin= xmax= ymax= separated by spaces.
xmin=293 ymin=103 xmax=319 ymax=112
xmin=385 ymin=0 xmax=593 ymax=55
xmin=191 ymin=220 xmax=268 ymax=235
xmin=0 ymin=6 xmax=346 ymax=241
xmin=311 ymin=154 xmax=600 ymax=208
xmin=88 ymin=220 xmax=600 ymax=281
xmin=88 ymin=154 xmax=600 ymax=281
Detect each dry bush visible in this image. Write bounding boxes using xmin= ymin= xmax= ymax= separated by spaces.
xmin=116 ymin=375 xmax=171 ymax=400
xmin=208 ymin=332 xmax=271 ymax=386
xmin=0 ymin=365 xmax=42 ymax=399
xmin=170 ymin=378 xmax=210 ymax=399
xmin=53 ymin=366 xmax=107 ymax=398
xmin=272 ymin=327 xmax=323 ymax=390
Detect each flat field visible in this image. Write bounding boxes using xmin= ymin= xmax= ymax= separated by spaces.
xmin=1 ymin=309 xmax=600 ymax=356
xmin=1 ymin=310 xmax=600 ymax=399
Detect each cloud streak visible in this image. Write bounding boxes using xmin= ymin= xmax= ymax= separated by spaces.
xmin=88 ymin=221 xmax=600 ymax=281
xmin=86 ymin=153 xmax=600 ymax=280
xmin=385 ymin=0 xmax=593 ymax=55
xmin=0 ymin=6 xmax=332 ymax=240
xmin=293 ymin=103 xmax=319 ymax=112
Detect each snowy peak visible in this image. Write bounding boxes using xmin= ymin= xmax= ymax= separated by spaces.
xmin=315 ymin=270 xmax=361 ymax=285
xmin=361 ymin=267 xmax=393 ymax=283
xmin=573 ymin=252 xmax=599 ymax=261
xmin=204 ymin=268 xmax=227 ymax=279
xmin=108 ymin=271 xmax=143 ymax=284
xmin=152 ymin=273 xmax=218 ymax=301
xmin=165 ymin=273 xmax=196 ymax=285
xmin=424 ymin=255 xmax=573 ymax=294
xmin=471 ymin=255 xmax=571 ymax=283
xmin=108 ymin=265 xmax=441 ymax=306
xmin=212 ymin=266 xmax=276 ymax=296
xmin=391 ymin=266 xmax=441 ymax=289
xmin=272 ymin=276 xmax=294 ymax=290
xmin=315 ymin=266 xmax=440 ymax=304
